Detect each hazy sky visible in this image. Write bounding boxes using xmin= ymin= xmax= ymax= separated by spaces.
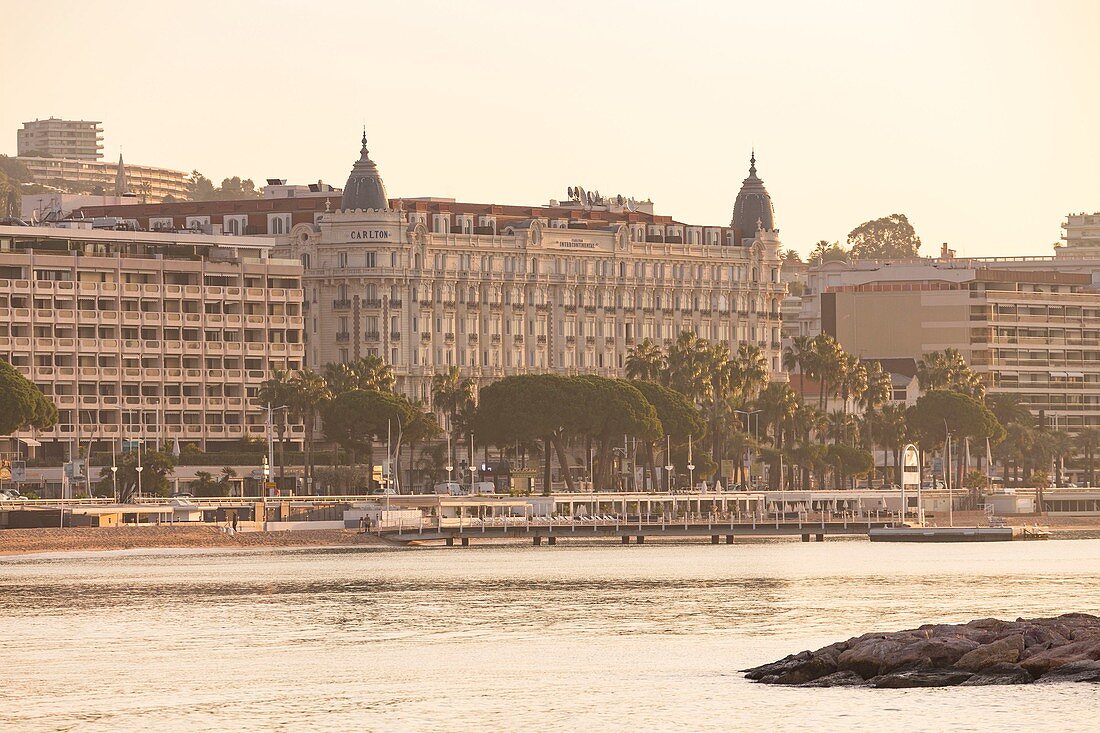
xmin=2 ymin=0 xmax=1097 ymax=257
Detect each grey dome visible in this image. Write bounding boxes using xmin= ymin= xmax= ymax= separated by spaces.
xmin=730 ymin=151 xmax=775 ymax=244
xmin=341 ymin=130 xmax=389 ymax=211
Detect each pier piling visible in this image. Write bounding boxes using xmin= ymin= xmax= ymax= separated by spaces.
xmin=547 ymin=536 xmax=557 ymax=546
xmin=725 ymin=535 xmax=734 ymax=544
xmin=711 ymin=535 xmax=720 ymax=544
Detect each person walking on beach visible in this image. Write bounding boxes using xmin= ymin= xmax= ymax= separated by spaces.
xmin=231 ymin=512 xmax=238 ymax=533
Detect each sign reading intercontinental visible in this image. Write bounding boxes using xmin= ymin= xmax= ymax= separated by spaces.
xmin=349 ymin=229 xmax=392 ymax=241
xmin=557 ymin=238 xmax=597 ymax=250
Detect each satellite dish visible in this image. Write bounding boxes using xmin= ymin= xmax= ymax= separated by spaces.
xmin=567 ymin=186 xmax=574 ymax=199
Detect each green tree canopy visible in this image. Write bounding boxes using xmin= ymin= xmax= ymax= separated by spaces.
xmin=187 ymin=171 xmax=262 ymax=202
xmin=908 ymin=390 xmax=1004 ymax=450
xmin=98 ymin=449 xmax=177 ymax=500
xmin=0 ymin=360 xmax=58 ymax=435
xmin=847 ymin=213 xmax=921 ymax=260
xmin=322 ymin=389 xmax=415 ymax=464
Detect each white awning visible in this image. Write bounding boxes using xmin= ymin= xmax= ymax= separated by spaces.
xmin=17 ymin=437 xmax=41 ymax=447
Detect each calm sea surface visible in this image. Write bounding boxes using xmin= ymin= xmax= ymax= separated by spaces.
xmin=2 ymin=538 xmax=1099 ymax=732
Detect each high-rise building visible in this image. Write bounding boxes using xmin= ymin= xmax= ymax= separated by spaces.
xmin=17 ymin=118 xmax=103 ymax=161
xmin=0 ymin=223 xmax=305 ymax=459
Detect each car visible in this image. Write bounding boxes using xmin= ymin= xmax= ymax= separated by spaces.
xmin=170 ymin=491 xmax=194 ymax=499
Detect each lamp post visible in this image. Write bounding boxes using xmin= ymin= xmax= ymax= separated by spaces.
xmin=734 ymin=409 xmax=761 ymax=488
xmin=664 ymin=434 xmax=673 ymax=493
xmin=687 ymin=433 xmax=695 ymax=492
xmin=265 ymin=404 xmax=289 ymax=493
xmin=469 ymin=431 xmax=476 ymax=495
xmin=262 ymin=454 xmax=270 ymax=497
xmin=446 ymin=433 xmax=453 ymax=482
xmin=135 ymin=464 xmax=143 ymax=500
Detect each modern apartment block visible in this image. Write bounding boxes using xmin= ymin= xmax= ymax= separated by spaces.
xmin=0 ymin=224 xmax=305 ymax=459
xmin=1063 ymin=212 xmax=1100 ymax=251
xmin=16 ymin=156 xmax=190 ymax=202
xmin=17 ymin=118 xmax=104 ymax=160
xmin=820 ymin=265 xmax=1100 ymax=431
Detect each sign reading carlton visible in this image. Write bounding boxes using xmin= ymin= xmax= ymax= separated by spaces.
xmin=349 ymin=229 xmax=391 ymax=241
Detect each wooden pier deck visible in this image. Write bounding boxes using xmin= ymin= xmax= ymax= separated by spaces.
xmin=385 ymin=516 xmax=894 ymax=545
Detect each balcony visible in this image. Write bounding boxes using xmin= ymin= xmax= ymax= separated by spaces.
xmin=363 ymin=298 xmax=382 ymax=308
xmin=336 ymin=332 xmax=350 ymax=343
xmin=468 ymin=333 xmax=479 ymax=344
xmin=537 ymin=335 xmax=547 ymax=345
xmin=390 ymin=331 xmax=401 ymax=340
xmin=420 ymin=331 xmax=431 ymax=341
xmin=365 ymin=330 xmax=380 ymax=340
xmin=333 ymin=299 xmax=352 ymax=310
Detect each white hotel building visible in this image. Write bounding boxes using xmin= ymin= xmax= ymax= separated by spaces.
xmin=276 ymin=135 xmax=787 ymax=401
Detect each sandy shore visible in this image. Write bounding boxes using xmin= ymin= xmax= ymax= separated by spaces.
xmin=0 ymin=525 xmax=393 ymax=556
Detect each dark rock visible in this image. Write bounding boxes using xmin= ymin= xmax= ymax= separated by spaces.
xmin=802 ymin=671 xmax=866 ymax=687
xmin=1021 ymin=638 xmax=1100 ymax=676
xmin=745 ymin=614 xmax=1100 ymax=688
xmin=954 ymin=635 xmax=1024 ymax=672
xmin=870 ymin=669 xmax=972 ymax=688
xmin=1036 ymin=660 xmax=1100 ymax=683
xmin=743 ymin=650 xmax=812 ymax=680
xmin=774 ymin=656 xmax=837 ymax=685
xmin=961 ymin=663 xmax=1033 ymax=686
xmin=837 ymin=638 xmax=906 ymax=678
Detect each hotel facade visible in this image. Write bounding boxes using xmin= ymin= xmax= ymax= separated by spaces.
xmin=288 ymin=138 xmax=787 ymax=402
xmin=0 ymin=225 xmax=304 ymax=459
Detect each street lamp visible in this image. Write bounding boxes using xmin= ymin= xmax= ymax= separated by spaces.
xmin=135 ymin=464 xmax=144 ymax=499
xmin=687 ymin=433 xmax=695 ymax=492
xmin=664 ymin=434 xmax=673 ymax=493
xmin=110 ymin=465 xmax=118 ymax=502
xmin=734 ymin=409 xmax=762 ymax=488
xmin=446 ymin=433 xmax=453 ymax=481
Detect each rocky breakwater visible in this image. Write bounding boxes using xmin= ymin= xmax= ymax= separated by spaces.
xmin=745 ymin=613 xmax=1100 ymax=688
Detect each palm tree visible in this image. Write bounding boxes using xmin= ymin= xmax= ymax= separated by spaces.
xmin=987 ymin=393 xmax=1033 ymax=428
xmin=323 ymin=355 xmax=395 ymax=395
xmin=257 ymin=369 xmax=295 ymax=481
xmin=729 ymin=343 xmax=769 ymax=405
xmin=755 ymin=383 xmax=798 ymax=488
xmin=431 ymin=365 xmax=475 ymax=471
xmin=808 ymin=333 xmax=843 ymax=410
xmin=916 ymin=348 xmax=985 ymax=398
xmin=287 ymin=369 xmax=330 ymax=491
xmin=625 ymin=338 xmax=665 ymax=382
xmin=825 ymin=410 xmax=855 ymax=446
xmin=782 ymin=335 xmax=812 ymax=398
xmin=664 ymin=331 xmax=711 ymax=402
xmin=837 ymin=353 xmax=867 ymax=414
xmin=876 ymin=403 xmax=909 ymax=482
xmin=1076 ymin=428 xmax=1100 ymax=487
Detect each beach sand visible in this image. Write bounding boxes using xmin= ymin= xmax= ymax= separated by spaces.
xmin=0 ymin=525 xmax=393 ymax=556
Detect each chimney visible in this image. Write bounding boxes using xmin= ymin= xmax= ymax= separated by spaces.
xmin=940 ymin=242 xmax=955 ymax=259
